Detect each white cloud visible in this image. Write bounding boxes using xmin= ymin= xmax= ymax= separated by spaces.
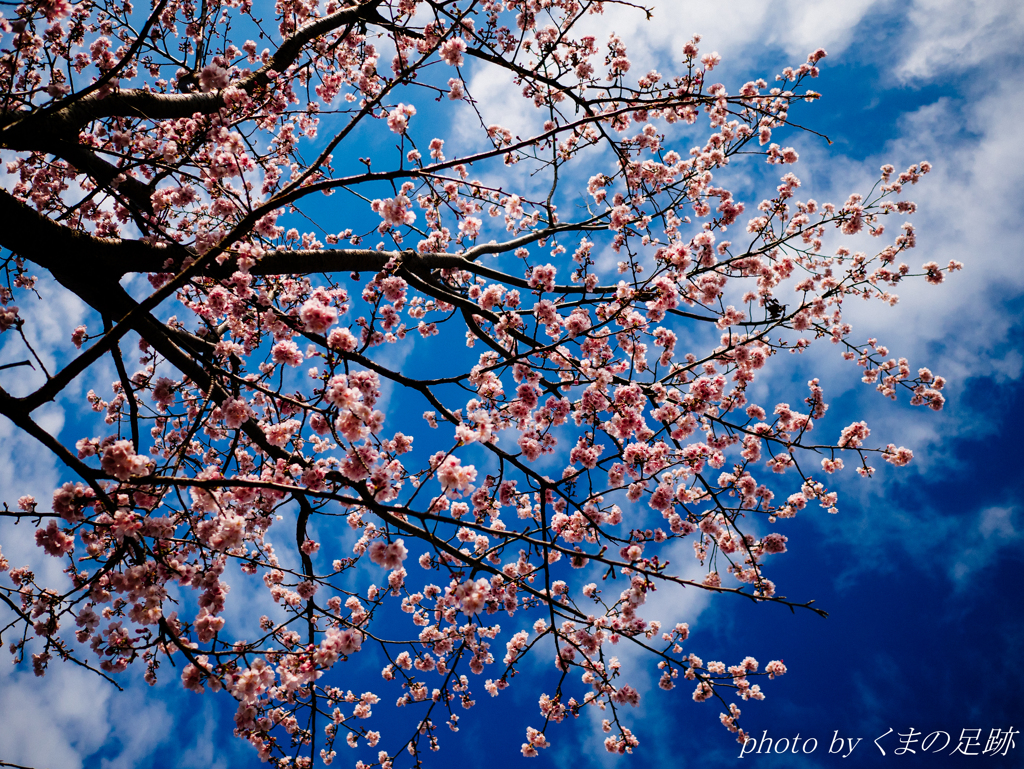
xmin=896 ymin=0 xmax=1024 ymax=82
xmin=0 ymin=663 xmax=114 ymax=769
xmin=769 ymin=0 xmax=885 ymax=58
xmin=554 ymin=0 xmax=1023 ymax=91
xmin=0 ymin=661 xmax=175 ymax=769
xmin=461 ymin=62 xmax=543 ymax=145
xmin=570 ymin=0 xmax=882 ymax=76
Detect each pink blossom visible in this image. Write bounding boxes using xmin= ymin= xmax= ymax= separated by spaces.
xmin=454 ymin=577 xmax=489 ymax=614
xmin=41 ymin=0 xmax=72 ymax=21
xmin=300 ymin=299 xmax=338 ymax=333
xmin=371 ymin=194 xmax=416 ymax=227
xmin=609 ymin=205 xmax=633 ymax=230
xmin=837 ymin=420 xmax=870 ymax=448
xmin=327 ymin=327 xmax=358 ymax=351
xmin=386 ymin=103 xmax=416 ymax=134
xmin=233 ymin=659 xmax=274 ymax=702
xmin=222 ymin=397 xmax=252 ymax=429
xmin=436 ymin=456 xmax=477 ymax=494
xmin=151 ymin=377 xmax=175 ymax=409
xmin=195 ymin=609 xmax=226 ymax=642
xmin=35 ymin=520 xmax=74 ymax=557
xmin=528 ymin=264 xmax=557 ymax=293
xmin=263 ymin=419 xmax=300 ymax=447
xmin=271 ymin=339 xmax=304 ymax=367
xmin=883 ymin=444 xmax=913 ymax=466
xmin=0 ymin=306 xmax=20 ymax=332
xmin=100 ymin=440 xmax=149 ymax=481
xmin=458 ymin=216 xmax=482 ymax=239
xmin=922 ymin=261 xmax=944 ymax=284
xmin=439 ymin=38 xmax=467 ymax=67
xmin=368 ymin=538 xmax=408 ymax=569
xmin=199 ymin=64 xmax=230 ymax=92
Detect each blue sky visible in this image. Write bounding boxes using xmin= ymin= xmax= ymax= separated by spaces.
xmin=1 ymin=0 xmax=1022 ymax=767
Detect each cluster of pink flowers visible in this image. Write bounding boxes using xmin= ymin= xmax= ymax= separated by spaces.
xmin=100 ymin=440 xmax=151 ymax=481
xmin=386 ymin=103 xmax=416 ymax=134
xmin=372 ymin=191 xmax=416 ymax=228
xmin=368 ymin=539 xmax=407 ymax=569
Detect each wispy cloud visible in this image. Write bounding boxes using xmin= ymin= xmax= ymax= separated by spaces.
xmin=895 ymin=0 xmax=1024 ymax=82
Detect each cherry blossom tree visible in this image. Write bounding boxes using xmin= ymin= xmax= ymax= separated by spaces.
xmin=0 ymin=0 xmax=959 ymax=765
